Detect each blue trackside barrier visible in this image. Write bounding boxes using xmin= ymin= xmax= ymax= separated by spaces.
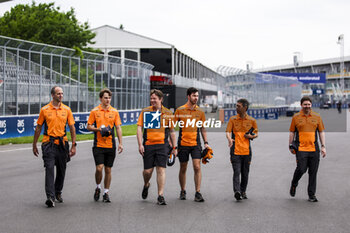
xmin=224 ymin=107 xmax=287 ymax=122
xmin=0 ymin=110 xmax=141 ymax=139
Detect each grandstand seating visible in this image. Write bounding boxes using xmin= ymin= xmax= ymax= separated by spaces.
xmin=0 ymin=49 xmax=84 ymax=114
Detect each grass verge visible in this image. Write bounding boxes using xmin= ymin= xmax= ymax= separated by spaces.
xmin=0 ymin=124 xmax=138 ymax=145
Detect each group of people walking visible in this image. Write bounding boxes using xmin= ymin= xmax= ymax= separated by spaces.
xmin=32 ymin=86 xmax=326 ymax=207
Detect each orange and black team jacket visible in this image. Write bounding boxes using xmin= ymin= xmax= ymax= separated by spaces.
xmin=37 ymin=102 xmax=75 ymax=145
xmin=289 ymin=110 xmax=325 ymax=152
xmin=174 ymin=104 xmax=205 ymax=147
xmin=87 ymin=105 xmax=122 ymax=149
xmin=226 ymin=114 xmax=258 ymax=155
xmin=137 ymin=105 xmax=174 ymax=146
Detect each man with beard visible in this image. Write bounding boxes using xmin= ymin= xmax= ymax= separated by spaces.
xmin=226 ymin=99 xmax=258 ymax=201
xmin=289 ymin=96 xmax=326 ymax=202
xmin=174 ymin=87 xmax=208 ymax=202
xmin=137 ymin=89 xmax=177 ymax=205
xmin=33 ymin=86 xmax=76 ymax=208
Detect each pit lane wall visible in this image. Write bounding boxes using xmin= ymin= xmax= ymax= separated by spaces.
xmin=0 ymin=110 xmax=141 ymax=139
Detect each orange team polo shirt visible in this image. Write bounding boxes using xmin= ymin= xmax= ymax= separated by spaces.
xmin=174 ymin=104 xmax=206 ymax=147
xmin=226 ymin=114 xmax=258 ymax=155
xmin=87 ymin=105 xmax=122 ymax=148
xmin=37 ymin=102 xmax=75 ymax=144
xmin=289 ymin=110 xmax=325 ymax=152
xmin=137 ymin=105 xmax=174 ymax=146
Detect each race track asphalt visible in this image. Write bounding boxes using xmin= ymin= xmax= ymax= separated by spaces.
xmin=0 ymin=109 xmax=349 ymax=233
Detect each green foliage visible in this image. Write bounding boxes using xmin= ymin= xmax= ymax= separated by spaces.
xmin=0 ymin=124 xmax=138 ymax=145
xmin=0 ymin=1 xmax=96 ymax=50
xmin=72 ymin=46 xmax=84 ymax=59
xmin=82 ymin=47 xmax=103 ymax=54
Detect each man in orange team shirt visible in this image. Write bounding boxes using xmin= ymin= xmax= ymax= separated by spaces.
xmin=174 ymin=87 xmax=208 ymax=202
xmin=289 ymin=96 xmax=326 ymax=202
xmin=137 ymin=89 xmax=177 ymax=205
xmin=33 ymin=86 xmax=77 ymax=208
xmin=226 ymin=99 xmax=258 ymax=201
xmin=87 ymin=88 xmax=123 ymax=203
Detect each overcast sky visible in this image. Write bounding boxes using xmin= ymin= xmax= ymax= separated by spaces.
xmin=1 ymin=0 xmax=350 ymax=71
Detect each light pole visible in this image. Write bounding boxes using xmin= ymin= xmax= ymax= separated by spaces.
xmin=337 ymin=34 xmax=344 ymax=100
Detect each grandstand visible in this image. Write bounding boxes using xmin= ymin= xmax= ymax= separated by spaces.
xmin=0 ymin=35 xmax=153 ymax=116
xmin=0 ymin=47 xmax=81 ymax=113
xmin=253 ymin=56 xmax=350 ymax=103
xmin=217 ymin=66 xmax=302 ymax=108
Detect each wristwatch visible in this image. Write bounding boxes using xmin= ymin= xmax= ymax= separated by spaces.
xmin=173 ymin=146 xmax=177 ymax=150
xmin=204 ymin=141 xmax=209 ymax=145
xmin=72 ymin=142 xmax=77 ymax=147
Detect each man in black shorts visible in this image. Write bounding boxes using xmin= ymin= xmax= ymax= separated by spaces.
xmin=87 ymin=88 xmax=123 ymax=202
xmin=174 ymin=87 xmax=208 ymax=202
xmin=137 ymin=89 xmax=177 ymax=205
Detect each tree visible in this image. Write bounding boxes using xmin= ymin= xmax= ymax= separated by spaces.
xmin=0 ymin=1 xmax=97 ymax=51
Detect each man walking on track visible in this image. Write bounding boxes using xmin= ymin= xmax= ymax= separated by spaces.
xmin=289 ymin=96 xmax=326 ymax=202
xmin=33 ymin=86 xmax=76 ymax=208
xmin=226 ymin=99 xmax=258 ymax=201
xmin=174 ymin=87 xmax=209 ymax=202
xmin=137 ymin=89 xmax=177 ymax=205
xmin=87 ymin=88 xmax=123 ymax=203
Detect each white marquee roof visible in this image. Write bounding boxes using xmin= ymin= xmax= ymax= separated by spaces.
xmin=253 ymin=56 xmax=350 ymax=72
xmin=90 ymin=25 xmax=173 ymax=50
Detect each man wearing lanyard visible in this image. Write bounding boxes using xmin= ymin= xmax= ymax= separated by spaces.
xmin=33 ymin=86 xmax=76 ymax=208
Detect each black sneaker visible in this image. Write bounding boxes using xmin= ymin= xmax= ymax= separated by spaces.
xmin=179 ymin=190 xmax=186 ymax=200
xmin=45 ymin=198 xmax=55 ymax=208
xmin=103 ymin=193 xmax=111 ymax=203
xmin=308 ymin=196 xmax=318 ymax=202
xmin=234 ymin=192 xmax=242 ymax=201
xmin=142 ymin=183 xmax=150 ymax=200
xmin=94 ymin=188 xmax=101 ymax=201
xmin=194 ymin=192 xmax=205 ymax=202
xmin=241 ymin=192 xmax=248 ymax=199
xmin=157 ymin=195 xmax=167 ymax=205
xmin=55 ymin=193 xmax=63 ymax=203
xmin=290 ymin=185 xmax=296 ymax=197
